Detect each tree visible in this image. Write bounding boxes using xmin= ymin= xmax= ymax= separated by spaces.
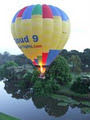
xmin=46 ymin=56 xmax=71 ymax=85
xmin=0 ymin=61 xmax=19 ymax=77
xmin=4 ymin=61 xmax=18 ymax=69
xmin=14 ymin=54 xmax=30 ymax=65
xmin=69 ymin=55 xmax=82 ymax=74
xmin=71 ymin=76 xmax=90 ymax=94
xmin=69 ymin=50 xmax=79 ymax=56
xmin=60 ymin=49 xmax=69 ymax=60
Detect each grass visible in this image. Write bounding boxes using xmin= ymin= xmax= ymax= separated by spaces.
xmin=0 ymin=113 xmax=20 ymax=120
xmin=51 ymin=94 xmax=80 ymax=106
xmin=58 ymin=85 xmax=90 ymax=99
xmin=56 ymin=73 xmax=90 ymax=100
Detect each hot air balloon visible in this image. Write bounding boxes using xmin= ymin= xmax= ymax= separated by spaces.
xmin=11 ymin=4 xmax=70 ymax=75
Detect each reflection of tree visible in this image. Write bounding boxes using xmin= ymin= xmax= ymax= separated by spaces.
xmin=4 ymin=81 xmax=71 ymax=117
xmin=32 ymin=96 xmax=69 ymax=117
xmin=4 ymin=81 xmax=31 ymax=100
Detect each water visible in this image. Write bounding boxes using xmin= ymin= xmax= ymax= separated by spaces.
xmin=0 ymin=80 xmax=90 ymax=120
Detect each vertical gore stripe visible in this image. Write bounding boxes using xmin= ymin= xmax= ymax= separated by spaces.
xmin=34 ymin=59 xmax=38 ymax=65
xmin=49 ymin=5 xmax=61 ymax=16
xmin=42 ymin=53 xmax=48 ymax=65
xmin=56 ymin=7 xmax=69 ymax=21
xmin=32 ymin=60 xmax=37 ymax=66
xmin=12 ymin=10 xmax=20 ymax=23
xmin=22 ymin=5 xmax=35 ymax=19
xmin=42 ymin=4 xmax=53 ymax=18
xmin=46 ymin=50 xmax=60 ymax=65
xmin=32 ymin=4 xmax=42 ymax=15
xmin=17 ymin=6 xmax=28 ymax=17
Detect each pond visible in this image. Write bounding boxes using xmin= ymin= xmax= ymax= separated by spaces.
xmin=0 ymin=80 xmax=90 ymax=120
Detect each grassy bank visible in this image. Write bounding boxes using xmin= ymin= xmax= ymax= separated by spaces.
xmin=57 ymin=73 xmax=90 ymax=100
xmin=58 ymin=85 xmax=90 ymax=100
xmin=0 ymin=113 xmax=19 ymax=120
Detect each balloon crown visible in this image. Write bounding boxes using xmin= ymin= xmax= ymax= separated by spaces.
xmin=12 ymin=4 xmax=69 ymax=23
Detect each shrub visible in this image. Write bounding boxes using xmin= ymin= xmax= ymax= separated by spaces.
xmin=33 ymin=78 xmax=60 ymax=96
xmin=31 ymin=69 xmax=41 ymax=83
xmin=45 ymin=79 xmax=60 ymax=94
xmin=71 ymin=76 xmax=90 ymax=94
xmin=33 ymin=80 xmax=45 ymax=96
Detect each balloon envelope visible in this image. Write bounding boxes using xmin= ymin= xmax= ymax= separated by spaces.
xmin=11 ymin=4 xmax=70 ymax=73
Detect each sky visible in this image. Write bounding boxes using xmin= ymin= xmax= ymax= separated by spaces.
xmin=0 ymin=0 xmax=90 ymax=55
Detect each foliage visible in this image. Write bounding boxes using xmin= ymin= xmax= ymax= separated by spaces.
xmin=30 ymin=56 xmax=72 ymax=96
xmin=33 ymin=78 xmax=60 ymax=96
xmin=51 ymin=94 xmax=79 ymax=105
xmin=61 ymin=48 xmax=90 ymax=72
xmin=0 ymin=65 xmax=4 ymax=76
xmin=57 ymin=102 xmax=68 ymax=106
xmin=0 ymin=48 xmax=90 ymax=72
xmin=4 ymin=61 xmax=18 ymax=69
xmin=19 ymin=68 xmax=60 ymax=95
xmin=33 ymin=80 xmax=45 ymax=96
xmin=18 ymin=72 xmax=33 ymax=89
xmin=69 ymin=55 xmax=82 ymax=74
xmin=71 ymin=76 xmax=90 ymax=94
xmin=14 ymin=54 xmax=30 ymax=66
xmin=81 ymin=101 xmax=90 ymax=107
xmin=18 ymin=69 xmax=41 ymax=90
xmin=31 ymin=69 xmax=41 ymax=83
xmin=46 ymin=56 xmax=72 ymax=85
xmin=0 ymin=61 xmax=18 ymax=76
xmin=82 ymin=49 xmax=90 ymax=67
xmin=60 ymin=49 xmax=69 ymax=59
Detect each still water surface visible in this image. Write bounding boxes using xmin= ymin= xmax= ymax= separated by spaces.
xmin=0 ymin=80 xmax=90 ymax=120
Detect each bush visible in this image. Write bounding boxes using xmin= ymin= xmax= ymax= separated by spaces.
xmin=45 ymin=79 xmax=60 ymax=94
xmin=46 ymin=56 xmax=72 ymax=85
xmin=33 ymin=80 xmax=45 ymax=96
xmin=33 ymin=78 xmax=60 ymax=96
xmin=71 ymin=76 xmax=90 ymax=94
xmin=31 ymin=69 xmax=41 ymax=83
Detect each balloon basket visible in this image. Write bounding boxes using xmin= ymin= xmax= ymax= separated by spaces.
xmin=38 ymin=73 xmax=46 ymax=79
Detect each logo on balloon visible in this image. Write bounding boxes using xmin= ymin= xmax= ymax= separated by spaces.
xmin=14 ymin=35 xmax=29 ymax=44
xmin=14 ymin=35 xmax=42 ymax=49
xmin=14 ymin=35 xmax=39 ymax=44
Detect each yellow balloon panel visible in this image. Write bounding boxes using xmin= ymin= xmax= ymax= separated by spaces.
xmin=57 ymin=20 xmax=70 ymax=50
xmin=51 ymin=16 xmax=62 ymax=49
xmin=42 ymin=19 xmax=53 ymax=53
xmin=21 ymin=16 xmax=43 ymax=60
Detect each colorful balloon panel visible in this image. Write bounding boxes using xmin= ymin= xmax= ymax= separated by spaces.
xmin=11 ymin=4 xmax=70 ymax=72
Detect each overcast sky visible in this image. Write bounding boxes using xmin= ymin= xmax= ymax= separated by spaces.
xmin=0 ymin=0 xmax=90 ymax=55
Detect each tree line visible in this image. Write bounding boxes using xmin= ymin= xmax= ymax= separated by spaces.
xmin=0 ymin=48 xmax=90 ymax=72
xmin=60 ymin=48 xmax=90 ymax=72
